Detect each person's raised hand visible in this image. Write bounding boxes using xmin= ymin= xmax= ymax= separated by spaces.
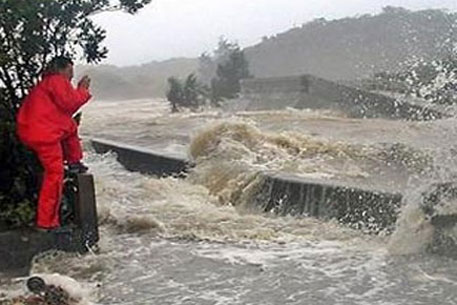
xmin=78 ymin=75 xmax=91 ymax=90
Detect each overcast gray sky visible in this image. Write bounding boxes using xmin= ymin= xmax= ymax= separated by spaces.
xmin=92 ymin=0 xmax=457 ymax=66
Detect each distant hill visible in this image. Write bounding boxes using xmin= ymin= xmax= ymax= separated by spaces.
xmin=79 ymin=7 xmax=457 ymax=100
xmin=77 ymin=58 xmax=198 ymax=100
xmin=244 ymin=7 xmax=457 ymax=81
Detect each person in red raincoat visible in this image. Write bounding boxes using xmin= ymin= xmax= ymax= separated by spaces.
xmin=16 ymin=56 xmax=92 ymax=230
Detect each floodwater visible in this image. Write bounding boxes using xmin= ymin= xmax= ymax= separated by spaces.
xmin=2 ymin=99 xmax=457 ymax=305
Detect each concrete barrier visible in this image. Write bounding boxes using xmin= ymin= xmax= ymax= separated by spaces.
xmin=0 ymin=229 xmax=54 ymax=273
xmin=0 ymin=173 xmax=99 ymax=274
xmin=91 ymin=139 xmax=457 ymax=257
xmin=241 ymin=75 xmax=446 ymax=121
xmin=254 ymin=173 xmax=402 ymax=233
xmin=0 ymin=227 xmax=97 ymax=274
xmin=91 ymin=139 xmax=403 ymax=233
xmin=91 ymin=138 xmax=193 ymax=177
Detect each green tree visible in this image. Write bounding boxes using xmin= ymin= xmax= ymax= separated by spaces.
xmin=166 ymin=74 xmax=208 ymax=111
xmin=183 ymin=73 xmax=208 ymax=108
xmin=198 ymin=52 xmax=215 ymax=86
xmin=166 ymin=76 xmax=183 ymax=112
xmin=0 ymin=0 xmax=151 ymax=228
xmin=210 ymin=41 xmax=252 ymax=105
xmin=198 ymin=37 xmax=241 ymax=86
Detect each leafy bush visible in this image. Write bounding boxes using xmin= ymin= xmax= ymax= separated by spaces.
xmin=166 ymin=74 xmax=208 ymax=112
xmin=198 ymin=38 xmax=252 ymax=106
xmin=0 ymin=0 xmax=151 ymax=228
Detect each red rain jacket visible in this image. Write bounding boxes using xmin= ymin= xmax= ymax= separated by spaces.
xmin=17 ymin=74 xmax=91 ymax=144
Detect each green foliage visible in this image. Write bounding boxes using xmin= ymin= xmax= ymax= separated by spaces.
xmin=166 ymin=76 xmax=183 ymax=112
xmin=0 ymin=89 xmax=40 ymax=228
xmin=211 ymin=46 xmax=251 ymax=104
xmin=166 ymin=74 xmax=208 ymax=112
xmin=198 ymin=52 xmax=215 ymax=86
xmin=0 ymin=0 xmax=151 ymax=228
xmin=198 ymin=38 xmax=252 ymax=106
xmin=183 ymin=74 xmax=200 ymax=109
xmin=198 ymin=39 xmax=241 ymax=86
xmin=0 ymin=199 xmax=36 ymax=228
xmin=0 ymin=0 xmax=152 ymax=103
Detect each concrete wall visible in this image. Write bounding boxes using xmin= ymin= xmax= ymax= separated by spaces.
xmin=240 ymin=76 xmax=305 ymax=110
xmin=241 ymin=75 xmax=445 ymax=120
xmin=253 ymin=173 xmax=402 ymax=234
xmin=91 ymin=138 xmax=402 ymax=233
xmin=91 ymin=138 xmax=193 ymax=177
xmin=0 ymin=173 xmax=99 ymax=274
xmin=90 ymin=139 xmax=457 ymax=256
xmin=0 ymin=227 xmax=97 ymax=274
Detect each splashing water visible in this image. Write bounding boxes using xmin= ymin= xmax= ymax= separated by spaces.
xmin=86 ymin=151 xmax=370 ymax=243
xmin=4 ymin=97 xmax=457 ymax=303
xmin=387 ymin=63 xmax=457 ymax=255
xmin=80 ymin=99 xmax=457 ymax=248
xmin=0 ymin=273 xmax=97 ymax=305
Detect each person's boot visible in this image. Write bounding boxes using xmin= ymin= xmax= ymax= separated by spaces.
xmin=68 ymin=162 xmax=89 ymax=174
